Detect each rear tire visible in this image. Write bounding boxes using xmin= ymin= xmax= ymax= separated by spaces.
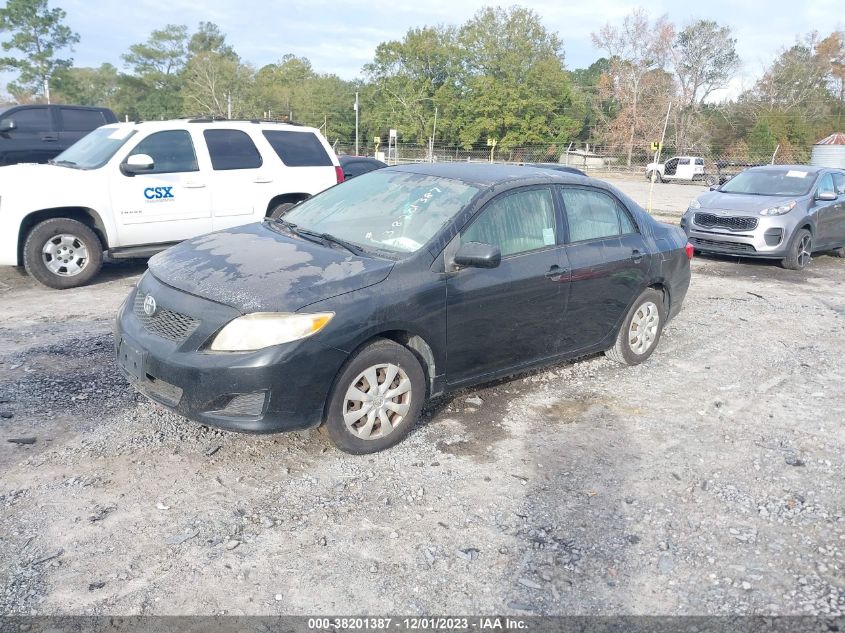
xmin=647 ymin=171 xmax=663 ymax=183
xmin=324 ymin=338 xmax=426 ymax=454
xmin=781 ymin=229 xmax=812 ymax=271
xmin=23 ymin=218 xmax=103 ymax=289
xmin=605 ymin=288 xmax=666 ymax=366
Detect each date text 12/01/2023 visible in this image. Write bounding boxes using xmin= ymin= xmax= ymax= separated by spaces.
xmin=307 ymin=618 xmax=529 ymax=630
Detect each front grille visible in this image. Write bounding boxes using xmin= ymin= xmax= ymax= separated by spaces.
xmin=133 ymin=293 xmax=200 ymax=343
xmin=690 ymin=237 xmax=757 ymax=253
xmin=694 ymin=212 xmax=758 ymax=232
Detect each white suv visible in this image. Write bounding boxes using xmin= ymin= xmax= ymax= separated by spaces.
xmin=0 ymin=118 xmax=343 ymax=288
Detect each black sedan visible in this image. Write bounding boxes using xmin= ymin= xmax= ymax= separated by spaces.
xmin=115 ymin=164 xmax=692 ymax=453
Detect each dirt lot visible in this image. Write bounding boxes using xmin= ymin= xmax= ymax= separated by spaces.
xmin=1 ymin=180 xmax=843 ymax=616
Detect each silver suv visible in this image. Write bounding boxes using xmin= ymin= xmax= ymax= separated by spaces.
xmin=681 ymin=165 xmax=845 ymax=270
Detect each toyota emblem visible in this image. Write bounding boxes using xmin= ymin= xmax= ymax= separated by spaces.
xmin=143 ymin=295 xmax=157 ymax=317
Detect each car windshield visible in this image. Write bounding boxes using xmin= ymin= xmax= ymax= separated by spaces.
xmin=51 ymin=126 xmax=137 ymax=169
xmin=719 ymin=168 xmax=816 ymax=196
xmin=281 ymin=170 xmax=480 ymax=254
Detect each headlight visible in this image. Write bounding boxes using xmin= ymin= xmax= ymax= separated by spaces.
xmin=759 ymin=201 xmax=796 ymax=216
xmin=210 ymin=312 xmax=334 ymax=351
xmin=688 ymin=199 xmax=701 ymax=210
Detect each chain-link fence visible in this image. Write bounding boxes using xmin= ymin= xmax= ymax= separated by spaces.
xmin=333 ymin=140 xmax=801 ymax=185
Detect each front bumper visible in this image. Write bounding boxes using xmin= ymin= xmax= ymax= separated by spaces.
xmin=681 ymin=211 xmax=796 ymax=258
xmin=114 ymin=273 xmax=348 ymax=433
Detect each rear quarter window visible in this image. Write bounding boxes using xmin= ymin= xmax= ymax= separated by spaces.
xmin=262 ymin=130 xmax=333 ymax=167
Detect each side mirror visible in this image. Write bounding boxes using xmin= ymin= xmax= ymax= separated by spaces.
xmin=121 ymin=153 xmax=154 ymax=176
xmin=816 ymin=191 xmax=837 ymax=202
xmin=0 ymin=119 xmax=16 ymax=132
xmin=453 ymin=242 xmax=501 ymax=269
xmin=708 ymin=184 xmax=719 ymax=191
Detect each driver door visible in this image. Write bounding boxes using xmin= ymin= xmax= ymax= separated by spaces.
xmin=445 ymin=187 xmax=569 ymax=384
xmin=110 ymin=129 xmax=212 ymax=247
xmin=663 ymin=158 xmax=679 ymax=178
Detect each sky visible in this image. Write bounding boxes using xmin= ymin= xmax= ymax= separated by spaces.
xmin=2 ymin=0 xmax=844 ymax=101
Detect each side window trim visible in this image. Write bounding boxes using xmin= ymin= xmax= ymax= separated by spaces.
xmin=557 ymin=185 xmax=640 ymax=245
xmin=460 ymin=185 xmax=559 ymax=260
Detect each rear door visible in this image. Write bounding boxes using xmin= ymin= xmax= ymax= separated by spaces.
xmin=446 ymin=187 xmax=569 ymax=384
xmin=110 ymin=128 xmax=212 ymax=246
xmin=0 ymin=106 xmax=56 ymax=165
xmin=676 ymin=158 xmax=693 ymax=180
xmin=558 ymin=186 xmax=650 ymax=353
xmin=204 ymin=128 xmax=273 ymax=230
xmin=57 ymin=107 xmax=109 ymax=151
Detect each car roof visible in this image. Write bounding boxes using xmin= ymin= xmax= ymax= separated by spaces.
xmin=384 ymin=162 xmax=594 ymax=188
xmin=100 ymin=119 xmax=323 ymax=134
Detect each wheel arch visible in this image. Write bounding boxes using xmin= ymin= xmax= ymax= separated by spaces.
xmin=264 ymin=193 xmax=311 ymax=217
xmin=17 ymin=207 xmax=109 ymax=266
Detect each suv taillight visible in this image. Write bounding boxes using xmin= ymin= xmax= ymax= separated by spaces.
xmin=685 ymin=243 xmax=694 ymax=260
xmin=335 ymin=166 xmax=344 ymax=183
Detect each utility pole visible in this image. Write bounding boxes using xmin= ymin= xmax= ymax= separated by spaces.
xmin=429 ymin=105 xmax=438 ymax=163
xmin=227 ymin=93 xmax=232 ymax=119
xmin=354 ymin=91 xmax=359 ymax=155
xmin=43 ymin=78 xmax=50 ymax=104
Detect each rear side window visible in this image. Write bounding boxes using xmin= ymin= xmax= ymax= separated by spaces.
xmin=60 ymin=108 xmax=106 ymax=132
xmin=204 ymin=129 xmax=263 ymax=170
xmin=128 ymin=130 xmax=198 ymax=173
xmin=679 ymin=158 xmax=690 ymax=165
xmin=695 ymin=158 xmax=704 ymax=166
xmin=462 ymin=188 xmax=557 ymax=257
xmin=561 ymin=188 xmax=637 ymax=242
xmin=262 ymin=130 xmax=332 ymax=167
xmin=833 ymin=173 xmax=845 ymax=195
xmin=5 ymin=107 xmax=51 ymax=132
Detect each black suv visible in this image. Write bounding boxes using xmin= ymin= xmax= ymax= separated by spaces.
xmin=0 ymin=104 xmax=118 ymax=166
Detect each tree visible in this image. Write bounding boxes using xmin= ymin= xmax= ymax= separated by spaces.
xmin=51 ymin=63 xmax=119 ymax=107
xmin=752 ymin=34 xmax=830 ymax=117
xmin=0 ymin=0 xmax=79 ymax=102
xmin=670 ymin=20 xmax=740 ymax=152
xmin=592 ymin=8 xmax=674 ymax=165
xmin=182 ymin=23 xmax=251 ymax=118
xmin=454 ymin=6 xmax=581 ymax=151
xmin=121 ymin=24 xmax=189 ymax=119
xmin=817 ymin=31 xmax=845 ymax=113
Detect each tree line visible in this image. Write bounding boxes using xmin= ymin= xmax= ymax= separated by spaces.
xmin=2 ymin=0 xmax=844 ymax=164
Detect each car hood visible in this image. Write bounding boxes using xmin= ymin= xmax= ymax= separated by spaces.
xmin=148 ymin=222 xmax=395 ymax=313
xmin=696 ymin=191 xmax=803 ymax=214
xmin=0 ymin=162 xmax=98 ymax=189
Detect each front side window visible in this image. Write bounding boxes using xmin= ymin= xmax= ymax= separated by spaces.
xmin=129 ymin=130 xmax=198 ymax=174
xmin=5 ymin=107 xmax=50 ymax=132
xmin=462 ymin=189 xmax=556 ymax=257
xmin=561 ymin=188 xmax=635 ymax=242
xmin=282 ymin=170 xmax=479 ymax=255
xmin=204 ymin=129 xmax=262 ymax=170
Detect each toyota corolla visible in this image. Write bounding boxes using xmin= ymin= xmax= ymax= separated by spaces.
xmin=115 ymin=164 xmax=692 ymax=453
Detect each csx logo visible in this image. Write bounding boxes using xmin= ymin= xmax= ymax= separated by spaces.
xmin=144 ymin=187 xmax=174 ymax=200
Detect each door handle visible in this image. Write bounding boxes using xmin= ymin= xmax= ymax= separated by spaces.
xmin=545 ymin=265 xmax=568 ymax=281
xmin=631 ymin=249 xmax=644 ymax=263
xmin=41 ymin=135 xmax=58 ymax=142
xmin=253 ymin=177 xmax=273 ymax=184
xmin=184 ymin=181 xmax=206 ymax=188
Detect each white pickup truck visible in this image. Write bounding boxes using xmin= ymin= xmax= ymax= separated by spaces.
xmin=0 ymin=118 xmax=343 ymax=288
xmin=645 ymin=156 xmax=706 ymax=183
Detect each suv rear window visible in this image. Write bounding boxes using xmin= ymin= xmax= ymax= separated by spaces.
xmin=60 ymin=108 xmax=106 ymax=132
xmin=204 ymin=129 xmax=263 ymax=170
xmin=262 ymin=130 xmax=332 ymax=167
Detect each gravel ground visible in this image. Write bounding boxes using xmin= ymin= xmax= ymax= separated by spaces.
xmin=0 ymin=181 xmax=843 ymax=616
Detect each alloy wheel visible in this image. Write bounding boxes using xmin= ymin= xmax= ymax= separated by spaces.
xmin=797 ymin=234 xmax=812 ymax=269
xmin=343 ymin=363 xmax=412 ymax=440
xmin=42 ymin=234 xmax=89 ymax=277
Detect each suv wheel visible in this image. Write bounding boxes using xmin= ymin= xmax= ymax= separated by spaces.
xmin=323 ymin=338 xmax=426 ymax=454
xmin=781 ymin=229 xmax=812 ymax=271
xmin=605 ymin=288 xmax=666 ymax=366
xmin=23 ymin=218 xmax=103 ymax=289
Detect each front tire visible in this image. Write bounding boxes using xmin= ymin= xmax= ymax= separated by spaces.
xmin=781 ymin=229 xmax=812 ymax=271
xmin=605 ymin=288 xmax=666 ymax=366
xmin=324 ymin=338 xmax=426 ymax=454
xmin=23 ymin=218 xmax=103 ymax=289
xmin=647 ymin=171 xmax=663 ymax=183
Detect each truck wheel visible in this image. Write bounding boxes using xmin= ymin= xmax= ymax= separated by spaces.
xmin=23 ymin=218 xmax=103 ymax=289
xmin=647 ymin=171 xmax=663 ymax=183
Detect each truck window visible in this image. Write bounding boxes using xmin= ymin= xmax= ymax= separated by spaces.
xmin=679 ymin=158 xmax=690 ymax=165
xmin=204 ymin=129 xmax=263 ymax=170
xmin=128 ymin=130 xmax=198 ymax=173
xmin=4 ymin=107 xmax=51 ymax=132
xmin=60 ymin=108 xmax=106 ymax=132
xmin=262 ymin=130 xmax=332 ymax=167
